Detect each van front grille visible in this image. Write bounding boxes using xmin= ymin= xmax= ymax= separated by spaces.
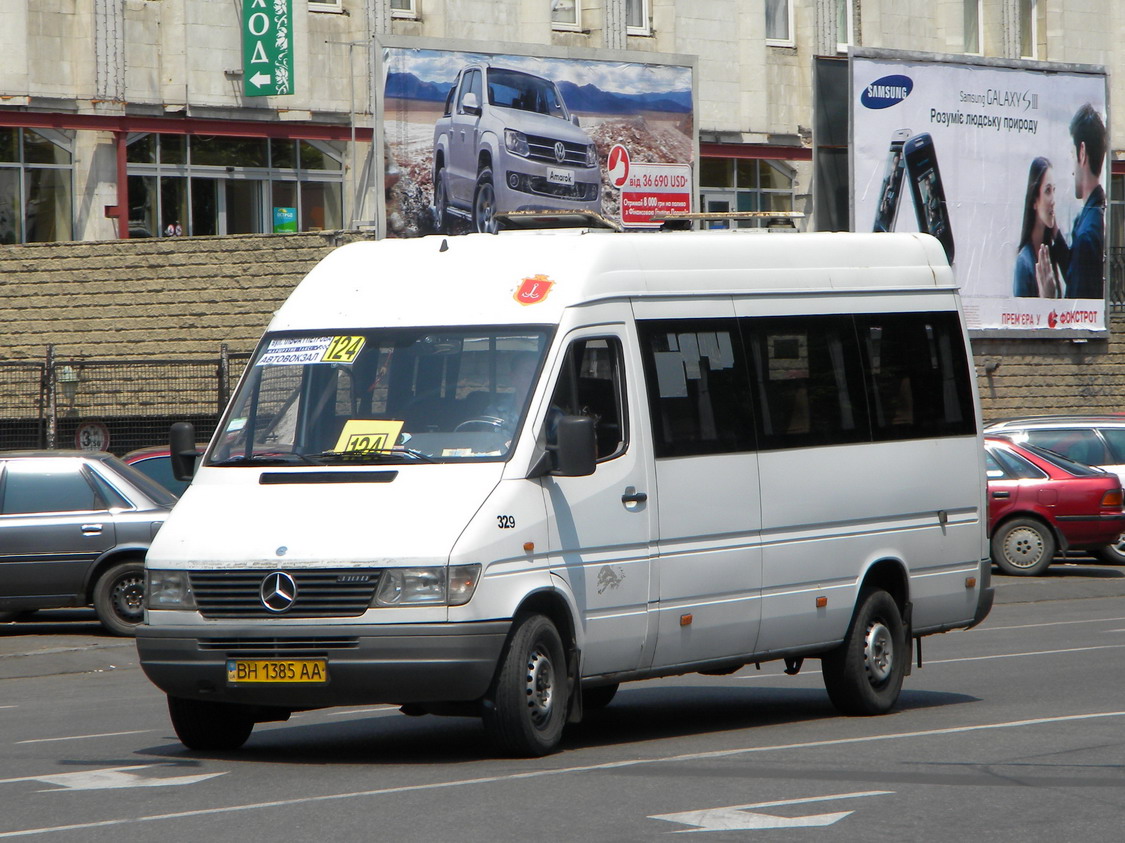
xmin=189 ymin=569 xmax=381 ymax=619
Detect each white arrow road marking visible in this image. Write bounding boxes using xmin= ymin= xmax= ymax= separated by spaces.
xmin=651 ymin=791 xmax=893 ymax=833
xmin=0 ymin=764 xmax=226 ymax=792
xmin=249 ymin=71 xmax=272 ymax=88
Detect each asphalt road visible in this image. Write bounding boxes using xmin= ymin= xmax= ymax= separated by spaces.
xmin=2 ymin=559 xmax=1124 ymax=841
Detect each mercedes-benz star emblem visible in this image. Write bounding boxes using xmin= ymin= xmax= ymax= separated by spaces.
xmin=260 ymin=571 xmax=297 ymax=612
xmin=554 ymin=141 xmax=566 ymax=163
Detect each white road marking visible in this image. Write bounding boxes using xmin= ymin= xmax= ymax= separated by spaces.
xmin=1 ymin=711 xmax=1123 ymax=837
xmin=0 ymin=764 xmax=225 ymax=791
xmin=16 ymin=730 xmax=151 ymax=745
xmin=651 ymin=791 xmax=893 ymax=832
xmin=978 ymin=615 xmax=1125 ymax=632
xmin=736 ymin=642 xmax=1125 ymax=679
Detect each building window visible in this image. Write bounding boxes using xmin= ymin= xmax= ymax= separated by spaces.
xmin=626 ymin=0 xmax=650 ymax=35
xmin=765 ymin=0 xmax=793 ymax=46
xmin=390 ymin=0 xmax=417 ymax=17
xmin=1019 ymin=0 xmax=1037 ymax=59
xmin=551 ymin=0 xmax=580 ymax=31
xmin=125 ymin=134 xmax=344 ymax=238
xmin=836 ymin=0 xmax=853 ymax=53
xmin=963 ymin=0 xmax=981 ymax=54
xmin=698 ymin=157 xmax=796 ymax=229
xmin=0 ymin=127 xmax=74 ymax=244
xmin=309 ymin=0 xmax=343 ymax=12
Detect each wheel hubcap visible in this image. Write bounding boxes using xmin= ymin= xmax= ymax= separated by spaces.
xmin=112 ymin=575 xmax=145 ymax=621
xmin=1003 ymin=527 xmax=1044 ymax=568
xmin=864 ymin=621 xmax=894 ymax=684
xmin=524 ymin=646 xmax=554 ymax=726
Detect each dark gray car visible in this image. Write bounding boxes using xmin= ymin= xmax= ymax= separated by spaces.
xmin=0 ymin=451 xmax=176 ymax=635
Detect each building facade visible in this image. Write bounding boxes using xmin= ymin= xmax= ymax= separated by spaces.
xmin=4 ymin=1 xmax=1119 ymax=246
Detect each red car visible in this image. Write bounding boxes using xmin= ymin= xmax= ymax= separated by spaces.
xmin=986 ymin=435 xmax=1125 ymax=575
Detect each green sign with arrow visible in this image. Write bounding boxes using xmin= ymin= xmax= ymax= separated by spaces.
xmin=242 ymin=0 xmax=293 ymax=97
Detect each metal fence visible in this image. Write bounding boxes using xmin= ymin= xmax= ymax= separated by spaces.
xmin=0 ymin=346 xmax=251 ymax=456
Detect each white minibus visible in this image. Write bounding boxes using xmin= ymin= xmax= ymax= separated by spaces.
xmin=137 ymin=230 xmax=993 ymax=756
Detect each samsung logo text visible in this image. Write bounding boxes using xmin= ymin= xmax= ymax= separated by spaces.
xmin=861 ymin=75 xmax=914 ymax=109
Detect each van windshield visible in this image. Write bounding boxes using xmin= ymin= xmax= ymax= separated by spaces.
xmin=209 ymin=328 xmax=550 ymax=466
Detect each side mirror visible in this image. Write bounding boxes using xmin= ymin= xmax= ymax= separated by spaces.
xmin=550 ymin=415 xmax=597 ymax=477
xmin=462 ymin=92 xmax=481 ymax=115
xmin=570 ymin=114 xmax=581 ymax=128
xmin=170 ymin=421 xmax=198 ymax=481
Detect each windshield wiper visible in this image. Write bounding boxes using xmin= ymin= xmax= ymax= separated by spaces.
xmin=318 ymin=447 xmax=437 ymax=464
xmin=210 ymin=451 xmax=324 ymax=467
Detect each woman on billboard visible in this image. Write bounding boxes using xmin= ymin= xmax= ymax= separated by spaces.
xmin=1013 ymin=156 xmax=1065 ymax=298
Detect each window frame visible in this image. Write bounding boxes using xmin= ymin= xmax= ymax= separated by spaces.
xmin=308 ymin=0 xmax=344 ymax=13
xmin=836 ymin=0 xmax=854 ymax=54
xmin=1019 ymin=0 xmax=1038 ymax=60
xmin=626 ymin=0 xmax=651 ymax=36
xmin=551 ymin=0 xmax=582 ymax=32
xmin=963 ymin=0 xmax=982 ymax=55
xmin=765 ymin=0 xmax=794 ymax=47
xmin=390 ymin=0 xmax=418 ymax=19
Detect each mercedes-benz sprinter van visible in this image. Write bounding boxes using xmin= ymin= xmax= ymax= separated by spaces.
xmin=137 ymin=230 xmax=992 ymax=756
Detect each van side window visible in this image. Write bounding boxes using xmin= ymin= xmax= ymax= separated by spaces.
xmin=549 ymin=338 xmax=626 ymax=460
xmin=857 ymin=312 xmax=976 ymax=441
xmin=457 ymin=69 xmax=482 ymax=114
xmin=746 ymin=315 xmax=868 ymax=451
xmin=637 ymin=319 xmax=755 ymax=457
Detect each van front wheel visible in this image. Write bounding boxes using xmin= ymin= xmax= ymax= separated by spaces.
xmin=483 ymin=613 xmax=568 ymax=756
xmin=168 ymin=696 xmax=255 ymax=751
xmin=821 ymin=588 xmax=906 ymax=716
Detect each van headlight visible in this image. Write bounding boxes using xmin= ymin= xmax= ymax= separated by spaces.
xmin=504 ymin=129 xmax=530 ymax=157
xmin=373 ymin=564 xmax=481 ymax=607
xmin=146 ymin=570 xmax=196 ymax=610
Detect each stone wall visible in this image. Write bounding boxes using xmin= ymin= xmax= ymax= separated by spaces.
xmin=0 ymin=231 xmax=371 ymax=361
xmin=1 ymin=232 xmax=1123 ymax=421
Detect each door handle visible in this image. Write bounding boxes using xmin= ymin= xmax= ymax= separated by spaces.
xmin=621 ymin=487 xmax=648 ymax=505
xmin=992 ymin=491 xmax=1010 ymax=499
xmin=81 ymin=524 xmax=103 ymax=535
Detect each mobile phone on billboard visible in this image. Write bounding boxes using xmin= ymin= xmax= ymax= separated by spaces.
xmin=903 ymin=132 xmax=955 ymax=263
xmin=873 ymin=129 xmax=911 ymax=233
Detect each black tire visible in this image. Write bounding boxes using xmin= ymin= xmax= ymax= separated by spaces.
xmin=92 ymin=560 xmax=146 ymax=636
xmin=991 ymin=516 xmax=1056 ymax=576
xmin=168 ymin=696 xmax=255 ymax=751
xmin=483 ymin=613 xmax=569 ymax=757
xmin=1093 ymin=533 xmax=1125 ymax=565
xmin=822 ymin=588 xmax=907 ymax=716
xmin=433 ymin=166 xmax=451 ymax=233
xmin=472 ymin=166 xmax=498 ymax=234
xmin=582 ymin=683 xmax=619 ymax=711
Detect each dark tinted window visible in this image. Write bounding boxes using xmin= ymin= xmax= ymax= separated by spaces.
xmin=129 ymin=456 xmax=189 ymax=497
xmin=1024 ymin=429 xmax=1108 ymax=466
xmin=638 ymin=319 xmax=754 ymax=457
xmin=1100 ymin=428 xmax=1125 ymax=463
xmin=1 ymin=462 xmax=100 ymax=514
xmin=857 ymin=312 xmax=976 ymax=441
xmin=985 ymin=444 xmax=1047 ymax=479
xmin=746 ymin=315 xmax=868 ymax=450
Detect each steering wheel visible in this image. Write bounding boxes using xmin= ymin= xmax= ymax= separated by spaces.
xmin=454 ymin=416 xmax=506 ymax=433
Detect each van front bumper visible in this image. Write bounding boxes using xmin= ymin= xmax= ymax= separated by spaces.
xmin=136 ymin=620 xmax=510 ymax=708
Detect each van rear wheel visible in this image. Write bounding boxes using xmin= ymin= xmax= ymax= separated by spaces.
xmin=483 ymin=613 xmax=568 ymax=756
xmin=821 ymin=588 xmax=906 ymax=716
xmin=168 ymin=696 xmax=255 ymax=751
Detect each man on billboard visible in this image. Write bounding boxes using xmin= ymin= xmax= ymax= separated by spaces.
xmin=1059 ymin=103 xmax=1107 ymax=300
